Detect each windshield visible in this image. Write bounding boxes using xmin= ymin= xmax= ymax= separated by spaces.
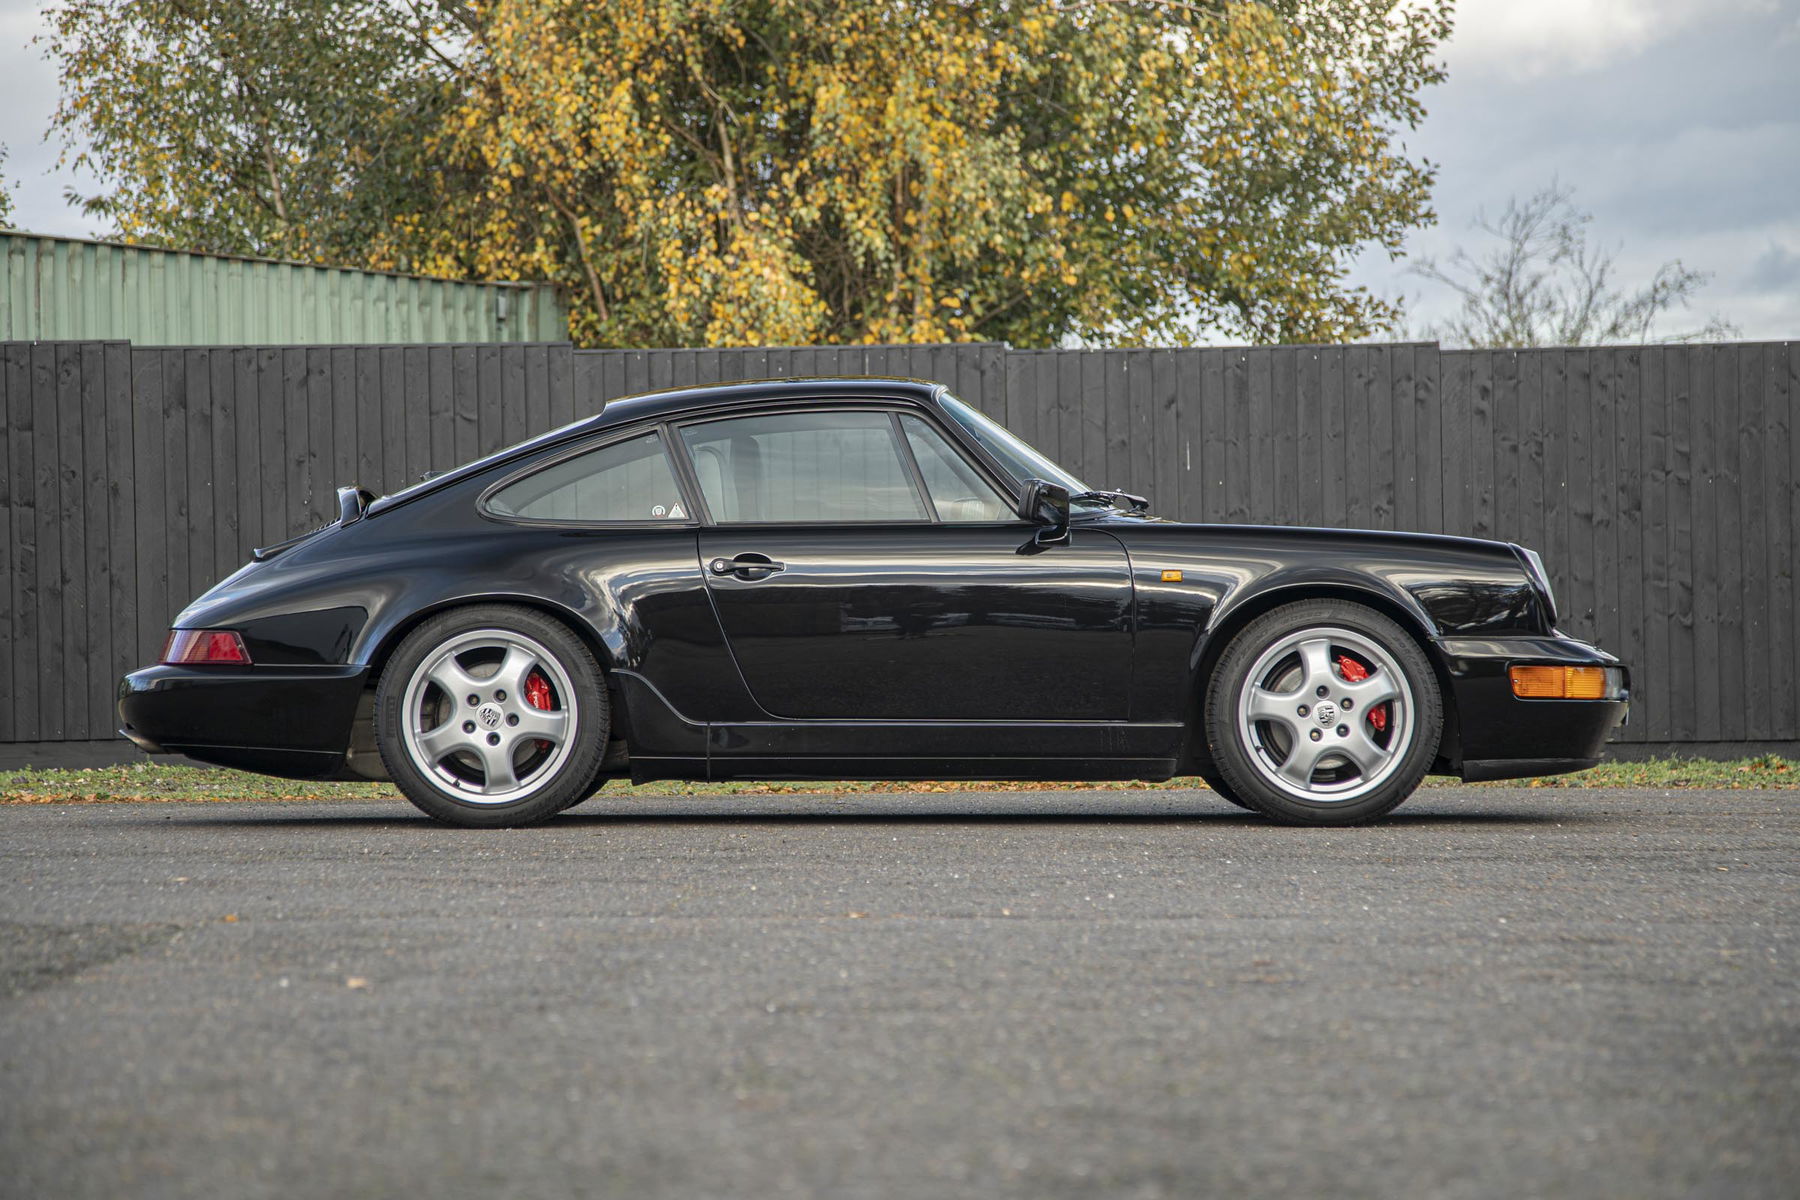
xmin=939 ymin=393 xmax=1089 ymax=495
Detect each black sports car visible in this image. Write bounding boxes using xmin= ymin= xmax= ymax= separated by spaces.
xmin=119 ymin=377 xmax=1629 ymax=827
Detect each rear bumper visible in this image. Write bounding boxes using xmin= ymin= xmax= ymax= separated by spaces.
xmin=117 ymin=663 xmax=368 ymax=779
xmin=1438 ymin=634 xmax=1630 ymax=780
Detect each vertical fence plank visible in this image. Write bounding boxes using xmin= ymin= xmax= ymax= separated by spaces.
xmin=1493 ymin=350 xmax=1521 ymax=542
xmin=0 ymin=347 xmax=13 ymax=738
xmin=54 ymin=344 xmax=85 ymax=738
xmin=352 ymin=347 xmax=381 ymax=500
xmin=331 ymin=347 xmax=360 ymax=503
xmin=9 ymin=345 xmax=39 ymax=740
xmin=1638 ymin=348 xmax=1670 ymax=741
xmin=1275 ymin=346 xmax=1301 ymax=526
xmin=547 ymin=344 xmax=574 ymax=434
xmin=278 ymin=346 xmax=307 ymax=539
xmin=185 ymin=349 xmax=215 ymax=603
xmin=159 ymin=349 xmax=190 ymax=629
xmin=30 ymin=345 xmax=63 ymax=740
xmin=1666 ymin=346 xmax=1697 ymax=743
xmin=399 ymin=345 xmax=427 ymax=488
xmin=1293 ymin=347 xmax=1321 ymax=526
xmin=473 ymin=345 xmax=501 ymax=461
xmin=1224 ymin=349 xmax=1250 ymax=523
xmin=1541 ymin=351 xmax=1569 ymax=601
xmin=449 ymin=346 xmax=479 ymax=467
xmin=1344 ymin=346 xmax=1374 ymax=529
xmin=525 ymin=344 xmax=551 ymax=439
xmin=1200 ymin=350 xmax=1227 ymax=523
xmin=1122 ymin=349 xmax=1151 ymax=499
xmin=1174 ymin=350 xmax=1203 ymax=523
xmin=1390 ymin=345 xmax=1416 ymax=533
xmin=1102 ymin=352 xmax=1130 ymax=490
xmin=81 ymin=344 xmax=113 ymax=734
xmin=133 ymin=350 xmax=169 ymax=686
xmin=1247 ymin=347 xmax=1274 ymax=523
xmin=1564 ymin=349 xmax=1595 ymax=639
xmin=300 ymin=347 xmax=329 ymax=530
xmin=1712 ymin=345 xmax=1744 ymax=740
xmin=1439 ymin=352 xmax=1470 ymax=537
xmin=1612 ymin=348 xmax=1647 ymax=742
xmin=1415 ymin=345 xmax=1442 ymax=536
xmin=1737 ymin=345 xmax=1768 ymax=738
xmin=1597 ymin=350 xmax=1625 ymax=724
xmin=1320 ymin=347 xmax=1346 ymax=526
xmin=212 ymin=350 xmax=241 ymax=582
xmin=1470 ymin=352 xmax=1495 ymax=540
xmin=1767 ymin=345 xmax=1796 ymax=740
xmin=1691 ymin=347 xmax=1723 ymax=739
xmin=104 ymin=343 xmax=139 ymax=681
xmin=374 ymin=346 xmax=403 ymax=495
xmin=1515 ymin=349 xmax=1544 ymax=551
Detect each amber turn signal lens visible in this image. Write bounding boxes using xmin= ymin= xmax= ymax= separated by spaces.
xmin=1510 ymin=665 xmax=1607 ymax=699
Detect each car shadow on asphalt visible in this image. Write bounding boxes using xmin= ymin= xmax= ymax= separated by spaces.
xmin=124 ymin=806 xmax=1601 ymax=830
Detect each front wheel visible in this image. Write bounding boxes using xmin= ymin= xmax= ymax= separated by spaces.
xmin=1205 ymin=600 xmax=1442 ymax=825
xmin=376 ymin=605 xmax=609 ymax=827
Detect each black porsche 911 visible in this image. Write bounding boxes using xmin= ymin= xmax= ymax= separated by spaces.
xmin=119 ymin=376 xmax=1628 ymax=827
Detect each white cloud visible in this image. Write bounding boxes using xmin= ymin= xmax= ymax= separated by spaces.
xmin=1446 ymin=0 xmax=1781 ymax=81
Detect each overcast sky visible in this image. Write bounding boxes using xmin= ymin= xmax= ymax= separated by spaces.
xmin=2 ymin=0 xmax=1796 ymax=342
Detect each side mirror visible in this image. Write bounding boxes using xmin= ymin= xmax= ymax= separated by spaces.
xmin=1015 ymin=478 xmax=1071 ymax=544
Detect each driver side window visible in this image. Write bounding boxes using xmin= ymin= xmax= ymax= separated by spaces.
xmin=679 ymin=410 xmax=929 ymax=523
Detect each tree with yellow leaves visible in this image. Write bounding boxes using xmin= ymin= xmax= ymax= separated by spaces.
xmin=47 ymin=0 xmax=1452 ymax=347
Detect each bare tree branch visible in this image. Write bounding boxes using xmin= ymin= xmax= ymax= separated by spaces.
xmin=1410 ymin=182 xmax=1737 ymax=348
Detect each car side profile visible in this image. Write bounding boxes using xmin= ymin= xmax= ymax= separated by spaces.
xmin=119 ymin=377 xmax=1629 ymax=827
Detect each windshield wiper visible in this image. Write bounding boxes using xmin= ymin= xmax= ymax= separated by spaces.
xmin=1069 ymin=489 xmax=1150 ymax=512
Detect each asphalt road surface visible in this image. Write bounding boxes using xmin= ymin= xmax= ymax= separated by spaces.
xmin=2 ymin=787 xmax=1795 ymax=1200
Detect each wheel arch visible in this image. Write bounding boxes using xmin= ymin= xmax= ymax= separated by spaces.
xmin=1188 ymin=581 xmax=1461 ymax=772
xmin=363 ymin=593 xmax=624 ymax=698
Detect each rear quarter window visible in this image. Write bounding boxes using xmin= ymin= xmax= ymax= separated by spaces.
xmin=486 ymin=432 xmax=689 ymax=523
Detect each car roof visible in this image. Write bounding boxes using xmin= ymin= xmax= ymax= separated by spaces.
xmin=594 ymin=375 xmax=943 ymax=427
xmin=367 ymin=376 xmax=946 ymax=516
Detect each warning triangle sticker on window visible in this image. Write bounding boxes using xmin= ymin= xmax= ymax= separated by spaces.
xmin=669 ymin=503 xmax=686 ymax=520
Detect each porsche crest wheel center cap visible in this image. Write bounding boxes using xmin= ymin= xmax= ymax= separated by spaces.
xmin=477 ymin=704 xmax=504 ymax=730
xmin=1314 ymin=701 xmax=1339 ymax=726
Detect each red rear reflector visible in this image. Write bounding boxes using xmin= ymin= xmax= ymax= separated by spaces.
xmin=162 ymin=629 xmax=251 ymax=665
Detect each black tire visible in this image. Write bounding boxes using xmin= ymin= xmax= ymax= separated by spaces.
xmin=561 ymin=776 xmax=610 ymax=812
xmin=1194 ymin=763 xmax=1255 ymax=810
xmin=376 ymin=605 xmax=609 ymax=827
xmin=1205 ymin=599 xmax=1442 ymax=826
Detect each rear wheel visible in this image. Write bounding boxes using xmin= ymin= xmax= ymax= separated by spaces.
xmin=1205 ymin=600 xmax=1441 ymax=826
xmin=376 ymin=605 xmax=608 ymax=827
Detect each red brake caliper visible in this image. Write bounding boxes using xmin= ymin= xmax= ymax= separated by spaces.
xmin=1335 ymin=655 xmax=1389 ymax=733
xmin=524 ymin=671 xmax=555 ymax=752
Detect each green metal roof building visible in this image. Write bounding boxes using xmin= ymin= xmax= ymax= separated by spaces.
xmin=1 ymin=230 xmax=568 ymax=344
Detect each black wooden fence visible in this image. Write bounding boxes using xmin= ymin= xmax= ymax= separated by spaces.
xmin=3 ymin=338 xmax=1796 ymax=760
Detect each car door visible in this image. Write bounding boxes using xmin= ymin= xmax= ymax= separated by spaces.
xmin=677 ymin=403 xmax=1134 ymax=722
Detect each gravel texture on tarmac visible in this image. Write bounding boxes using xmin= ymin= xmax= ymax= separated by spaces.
xmin=1 ymin=787 xmax=1795 ymax=1200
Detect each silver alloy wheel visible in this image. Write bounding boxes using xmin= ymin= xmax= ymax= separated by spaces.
xmin=399 ymin=628 xmax=578 ymax=805
xmin=1234 ymin=625 xmax=1414 ymax=804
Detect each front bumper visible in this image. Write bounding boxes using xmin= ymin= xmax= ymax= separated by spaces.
xmin=1437 ymin=634 xmax=1630 ymax=782
xmin=117 ymin=663 xmax=369 ymax=779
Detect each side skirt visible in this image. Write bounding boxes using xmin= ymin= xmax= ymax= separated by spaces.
xmin=705 ymin=757 xmax=1179 ymax=783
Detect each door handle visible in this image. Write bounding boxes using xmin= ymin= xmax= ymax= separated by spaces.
xmin=709 ymin=553 xmax=786 ymax=579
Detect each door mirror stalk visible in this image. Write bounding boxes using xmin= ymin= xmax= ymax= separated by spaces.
xmin=1016 ymin=478 xmax=1071 ymax=545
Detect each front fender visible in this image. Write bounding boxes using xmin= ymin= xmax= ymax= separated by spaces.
xmin=1110 ymin=522 xmax=1540 ymax=725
